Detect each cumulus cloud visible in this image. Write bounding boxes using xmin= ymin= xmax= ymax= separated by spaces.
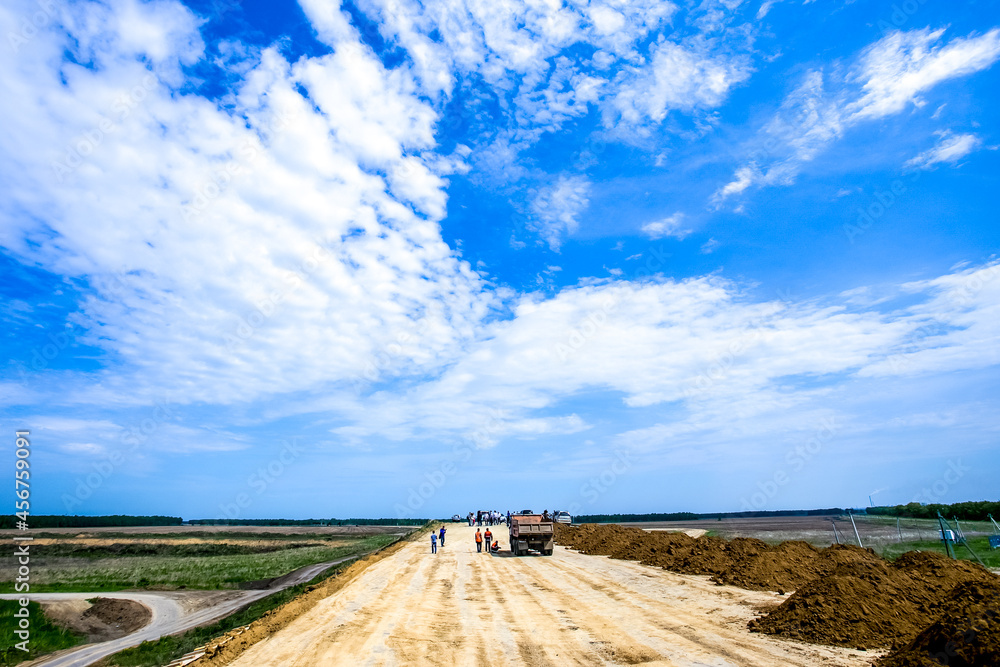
xmin=284 ymin=260 xmax=1000 ymax=453
xmin=848 ymin=28 xmax=1000 ymax=121
xmin=0 ymin=0 xmax=493 ymax=409
xmin=715 ymin=27 xmax=1000 ymax=201
xmin=604 ymin=40 xmax=752 ymax=131
xmin=904 ymin=131 xmax=983 ymax=170
xmin=641 ymin=213 xmax=691 ymax=240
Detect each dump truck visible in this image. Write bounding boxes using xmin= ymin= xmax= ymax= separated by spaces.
xmin=509 ymin=514 xmax=554 ymax=556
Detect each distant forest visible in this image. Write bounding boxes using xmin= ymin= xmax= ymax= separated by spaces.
xmin=186 ymin=518 xmax=428 ymax=526
xmin=0 ymin=515 xmax=182 ymax=528
xmin=0 ymin=515 xmax=425 ymax=528
xmin=572 ymin=508 xmax=850 ymax=523
xmin=868 ymin=501 xmax=1000 ymax=522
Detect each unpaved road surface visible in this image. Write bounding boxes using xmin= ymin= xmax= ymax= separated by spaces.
xmin=228 ymin=523 xmax=876 ymax=666
xmin=2 ymin=554 xmax=367 ymax=667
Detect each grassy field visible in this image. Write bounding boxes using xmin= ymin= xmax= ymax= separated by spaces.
xmin=881 ymin=535 xmax=1000 ymax=568
xmin=0 ymin=534 xmax=399 ymax=593
xmin=0 ymin=600 xmax=86 ymax=666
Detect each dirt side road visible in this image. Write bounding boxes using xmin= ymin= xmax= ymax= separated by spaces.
xmin=1 ymin=553 xmax=367 ymax=667
xmin=227 ymin=524 xmax=876 ymax=666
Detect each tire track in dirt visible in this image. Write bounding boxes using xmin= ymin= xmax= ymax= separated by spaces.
xmin=226 ymin=525 xmax=875 ymax=667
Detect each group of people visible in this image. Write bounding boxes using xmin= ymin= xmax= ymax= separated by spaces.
xmin=468 ymin=510 xmax=509 ymax=526
xmin=430 ymin=525 xmax=446 ymax=553
xmin=474 ymin=527 xmax=500 ymax=553
xmin=428 ymin=523 xmax=500 ymax=554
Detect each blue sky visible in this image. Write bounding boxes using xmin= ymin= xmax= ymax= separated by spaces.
xmin=2 ymin=0 xmax=999 ymax=520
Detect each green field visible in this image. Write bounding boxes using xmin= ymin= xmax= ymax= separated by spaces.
xmin=0 ymin=600 xmax=86 ymax=666
xmin=881 ymin=535 xmax=1000 ymax=568
xmin=0 ymin=534 xmax=399 ymax=593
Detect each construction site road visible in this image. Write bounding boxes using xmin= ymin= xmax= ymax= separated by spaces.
xmin=228 ymin=523 xmax=878 ymax=666
xmin=2 ymin=553 xmax=368 ymax=667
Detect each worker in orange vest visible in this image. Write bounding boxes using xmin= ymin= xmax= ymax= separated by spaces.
xmin=483 ymin=528 xmax=492 ymax=553
xmin=475 ymin=528 xmax=483 ymax=552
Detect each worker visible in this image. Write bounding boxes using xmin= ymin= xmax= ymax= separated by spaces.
xmin=491 ymin=541 xmax=499 ymax=553
xmin=475 ymin=528 xmax=483 ymax=552
xmin=483 ymin=527 xmax=492 ymax=553
xmin=542 ymin=509 xmax=551 ymax=521
xmin=430 ymin=531 xmax=437 ymax=554
xmin=439 ymin=526 xmax=446 ymax=546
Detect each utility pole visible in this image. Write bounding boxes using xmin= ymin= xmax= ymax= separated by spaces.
xmin=937 ymin=512 xmax=956 ymax=560
xmin=831 ymin=519 xmax=841 ymax=545
xmin=897 ymin=517 xmax=902 ymax=543
xmin=849 ymin=511 xmax=864 ymax=548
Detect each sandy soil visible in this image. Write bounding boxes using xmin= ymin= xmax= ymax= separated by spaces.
xmin=225 ymin=524 xmax=877 ymax=666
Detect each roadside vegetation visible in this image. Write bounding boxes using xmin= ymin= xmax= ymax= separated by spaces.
xmin=0 ymin=534 xmax=399 ymax=593
xmin=881 ymin=536 xmax=1000 ymax=568
xmin=98 ymin=524 xmax=432 ymax=666
xmin=0 ymin=600 xmax=85 ymax=666
xmin=96 ymin=562 xmax=352 ymax=667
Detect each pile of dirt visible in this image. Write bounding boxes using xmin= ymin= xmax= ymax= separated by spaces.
xmin=556 ymin=523 xmax=999 ymax=655
xmin=83 ymin=597 xmax=152 ymax=636
xmin=555 ymin=523 xmax=875 ymax=592
xmin=43 ymin=597 xmax=152 ymax=642
xmin=876 ymin=579 xmax=1000 ymax=667
xmin=748 ymin=550 xmax=998 ymax=650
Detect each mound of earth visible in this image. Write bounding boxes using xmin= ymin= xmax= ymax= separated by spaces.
xmin=749 ymin=550 xmax=998 ymax=650
xmin=876 ymin=579 xmax=1000 ymax=667
xmin=555 ymin=523 xmax=877 ymax=591
xmin=44 ymin=597 xmax=152 ymax=642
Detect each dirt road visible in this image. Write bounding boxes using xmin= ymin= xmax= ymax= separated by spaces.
xmin=2 ymin=554 xmax=367 ymax=667
xmin=227 ymin=523 xmax=876 ymax=666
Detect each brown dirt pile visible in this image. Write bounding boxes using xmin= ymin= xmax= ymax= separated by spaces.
xmin=555 ymin=523 xmax=874 ymax=592
xmin=749 ymin=550 xmax=998 ymax=650
xmin=45 ymin=597 xmax=152 ymax=641
xmin=876 ymin=579 xmax=1000 ymax=667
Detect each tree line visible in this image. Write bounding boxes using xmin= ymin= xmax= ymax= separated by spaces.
xmin=868 ymin=501 xmax=1000 ymax=522
xmin=186 ymin=518 xmax=428 ymax=526
xmin=573 ymin=508 xmax=850 ymax=523
xmin=0 ymin=515 xmax=182 ymax=528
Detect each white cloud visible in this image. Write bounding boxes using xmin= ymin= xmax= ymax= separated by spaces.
xmin=529 ymin=175 xmax=591 ymax=251
xmin=904 ymin=131 xmax=982 ymax=170
xmin=848 ymin=28 xmax=1000 ymax=121
xmin=604 ymin=40 xmax=752 ymax=131
xmin=0 ymin=0 xmax=493 ymax=409
xmin=715 ymin=27 xmax=1000 ymax=201
xmin=641 ymin=213 xmax=691 ymax=240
